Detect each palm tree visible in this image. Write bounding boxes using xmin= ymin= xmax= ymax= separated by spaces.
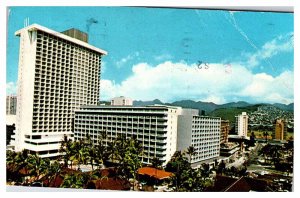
xmin=122 ymin=138 xmax=143 ymax=180
xmin=45 ymin=161 xmax=63 ymax=187
xmin=14 ymin=150 xmax=30 ymax=180
xmin=6 ymin=150 xmax=21 ymax=183
xmin=200 ymin=163 xmax=211 ymax=178
xmin=216 ymin=160 xmax=226 ymax=175
xmin=71 ymin=140 xmax=89 ymax=170
xmin=94 ymin=142 xmax=107 ymax=169
xmin=107 ymin=139 xmax=120 ymax=164
xmin=59 ymin=135 xmax=73 ymax=168
xmin=26 ymin=154 xmax=50 ymax=183
xmin=151 ymin=157 xmax=162 ymax=169
xmin=185 ymin=146 xmax=196 ymax=164
xmin=165 ymin=151 xmax=190 ymax=191
xmin=60 ymin=173 xmax=83 ymax=189
xmin=84 ymin=133 xmax=96 ymax=170
xmin=6 ymin=150 xmax=18 ymax=171
xmin=263 ymin=131 xmax=269 ymax=142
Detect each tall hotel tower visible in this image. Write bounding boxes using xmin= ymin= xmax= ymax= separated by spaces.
xmin=12 ymin=24 xmax=107 ymax=158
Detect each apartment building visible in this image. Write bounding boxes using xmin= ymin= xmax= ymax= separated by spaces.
xmin=235 ymin=112 xmax=248 ymax=137
xmin=74 ymin=105 xmax=181 ymax=166
xmin=177 ymin=109 xmax=221 ymax=166
xmin=6 ymin=95 xmax=17 ymax=115
xmin=274 ymin=119 xmax=287 ymax=140
xmin=220 ymin=120 xmax=230 ymax=144
xmin=12 ymin=24 xmax=107 ymax=158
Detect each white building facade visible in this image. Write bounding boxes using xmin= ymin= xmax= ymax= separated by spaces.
xmin=12 ymin=24 xmax=107 ymax=158
xmin=74 ymin=106 xmax=221 ymax=166
xmin=235 ymin=112 xmax=248 ymax=137
xmin=74 ymin=105 xmax=182 ymax=166
xmin=177 ymin=109 xmax=221 ymax=166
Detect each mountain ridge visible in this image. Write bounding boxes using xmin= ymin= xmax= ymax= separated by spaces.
xmin=132 ymin=99 xmax=293 ymax=112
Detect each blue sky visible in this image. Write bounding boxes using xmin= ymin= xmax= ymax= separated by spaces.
xmin=6 ymin=7 xmax=294 ymax=104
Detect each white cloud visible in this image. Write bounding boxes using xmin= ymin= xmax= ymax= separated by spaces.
xmin=6 ymin=81 xmax=17 ymax=95
xmin=154 ymin=54 xmax=173 ymax=61
xmin=101 ymin=61 xmax=106 ymax=74
xmin=100 ymin=61 xmax=294 ymax=104
xmin=202 ymin=95 xmax=226 ymax=105
xmin=241 ymin=70 xmax=293 ymax=104
xmin=246 ymin=33 xmax=293 ymax=67
xmin=100 ymin=79 xmax=119 ymax=100
xmin=115 ymin=52 xmax=140 ymax=68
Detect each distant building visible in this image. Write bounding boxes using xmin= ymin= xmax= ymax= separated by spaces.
xmin=235 ymin=112 xmax=248 ymax=137
xmin=6 ymin=95 xmax=17 ymax=115
xmin=220 ymin=120 xmax=230 ymax=144
xmin=111 ymin=96 xmax=133 ymax=106
xmin=177 ymin=109 xmax=221 ymax=167
xmin=12 ymin=24 xmax=107 ymax=158
xmin=274 ymin=119 xmax=287 ymax=140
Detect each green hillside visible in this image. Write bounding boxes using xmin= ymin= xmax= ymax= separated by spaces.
xmin=208 ymin=105 xmax=260 ymax=125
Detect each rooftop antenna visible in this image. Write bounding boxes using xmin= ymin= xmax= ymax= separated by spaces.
xmin=24 ymin=17 xmax=30 ymax=27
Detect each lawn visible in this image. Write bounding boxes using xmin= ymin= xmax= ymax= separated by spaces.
xmin=248 ymin=130 xmax=293 ymax=140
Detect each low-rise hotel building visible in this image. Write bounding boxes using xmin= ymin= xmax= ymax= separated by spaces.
xmin=74 ymin=105 xmax=181 ymax=166
xmin=74 ymin=105 xmax=221 ymax=166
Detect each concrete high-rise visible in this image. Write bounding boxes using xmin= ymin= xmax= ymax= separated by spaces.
xmin=11 ymin=24 xmax=107 ymax=158
xmin=235 ymin=112 xmax=248 ymax=137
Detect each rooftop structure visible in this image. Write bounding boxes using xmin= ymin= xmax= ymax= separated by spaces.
xmin=61 ymin=28 xmax=88 ymax=43
xmin=138 ymin=167 xmax=173 ymax=180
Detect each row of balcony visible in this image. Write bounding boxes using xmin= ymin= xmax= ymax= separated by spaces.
xmin=33 ymin=91 xmax=94 ymax=98
xmin=32 ymin=118 xmax=72 ymax=123
xmin=32 ymin=128 xmax=72 ymax=133
xmin=75 ymin=116 xmax=166 ymax=121
xmin=75 ymin=131 xmax=167 ymax=140
xmin=75 ymin=125 xmax=167 ymax=131
xmin=35 ymin=57 xmax=99 ymax=66
xmin=75 ymin=121 xmax=167 ymax=125
xmin=36 ymin=38 xmax=94 ymax=52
